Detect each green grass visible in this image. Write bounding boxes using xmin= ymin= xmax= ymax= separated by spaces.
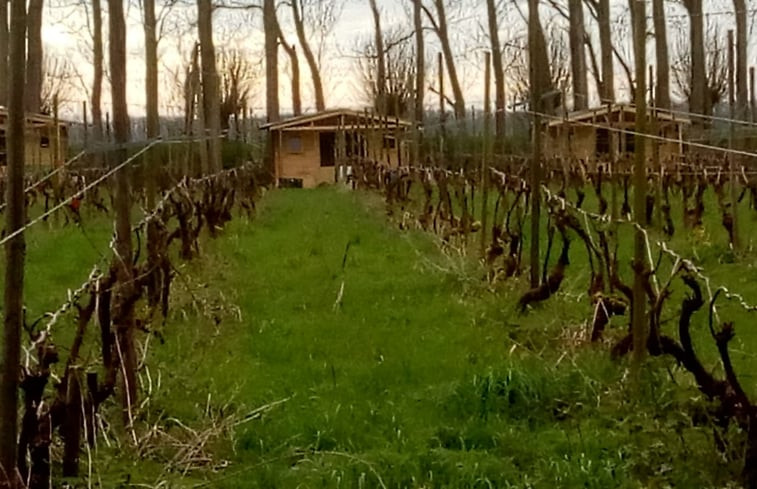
xmin=6 ymin=186 xmax=757 ymax=487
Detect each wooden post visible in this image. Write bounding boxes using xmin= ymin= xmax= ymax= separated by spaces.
xmin=480 ymin=51 xmax=491 ymax=258
xmin=438 ymin=52 xmax=445 ymax=163
xmin=750 ymin=66 xmax=755 ymax=124
xmin=82 ymin=100 xmax=88 ymax=150
xmin=53 ymin=94 xmax=59 ymax=169
xmin=62 ymin=368 xmax=82 ymax=477
xmin=728 ymin=29 xmax=741 ymax=251
xmin=649 ymin=65 xmax=662 ymax=228
xmin=631 ymin=0 xmax=648 ymax=373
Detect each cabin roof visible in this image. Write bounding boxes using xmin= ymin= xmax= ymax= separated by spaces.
xmin=546 ymin=104 xmax=691 ymax=127
xmin=0 ymin=106 xmax=68 ymax=129
xmin=260 ymin=108 xmax=412 ymax=131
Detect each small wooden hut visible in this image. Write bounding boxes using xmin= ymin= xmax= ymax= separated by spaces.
xmin=0 ymin=106 xmax=69 ymax=170
xmin=261 ymin=108 xmax=411 ymax=188
xmin=543 ymin=104 xmax=690 ymax=161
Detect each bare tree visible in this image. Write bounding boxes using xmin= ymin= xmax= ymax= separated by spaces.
xmin=485 ymin=0 xmax=506 ymax=140
xmin=273 ymin=10 xmax=301 ymax=115
xmin=40 ymin=55 xmax=77 ymax=114
xmin=0 ymin=0 xmax=25 ymax=485
xmin=734 ymin=0 xmax=748 ymax=118
xmin=682 ymin=0 xmax=707 ymax=118
xmin=92 ymin=0 xmax=104 ymax=141
xmin=504 ymin=24 xmax=568 ymax=105
xmin=218 ymin=48 xmax=256 ymax=130
xmin=368 ymin=0 xmax=386 ymax=114
xmin=25 ymin=0 xmax=43 ymax=113
xmin=0 ymin=0 xmax=7 ymax=106
xmin=423 ymin=0 xmax=465 ymax=119
xmin=264 ymin=0 xmax=279 ymax=122
xmin=584 ymin=0 xmax=614 ymax=101
xmin=672 ymin=21 xmax=728 ymax=115
xmin=652 ymin=0 xmax=670 ymax=109
xmin=413 ymin=0 xmax=424 ymax=126
xmin=290 ymin=0 xmax=326 ymax=110
xmin=568 ymin=0 xmax=588 ymax=109
xmin=355 ymin=26 xmax=415 ymax=117
xmin=198 ymin=0 xmax=222 ymax=172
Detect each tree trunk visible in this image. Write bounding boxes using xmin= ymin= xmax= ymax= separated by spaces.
xmin=291 ymin=0 xmax=325 ymax=111
xmin=25 ymin=0 xmax=43 ymax=113
xmin=369 ymin=0 xmax=386 ymax=114
xmin=486 ymin=0 xmax=506 ymax=145
xmin=0 ymin=0 xmax=8 ymax=106
xmin=652 ymin=0 xmax=670 ymax=110
xmin=107 ymin=0 xmax=137 ymax=428
xmin=92 ymin=0 xmax=104 ymax=143
xmin=274 ymin=17 xmax=301 ymax=116
xmin=568 ymin=0 xmax=588 ymax=110
xmin=733 ymin=0 xmax=748 ymax=119
xmin=429 ymin=0 xmax=465 ymax=119
xmin=1 ymin=0 xmax=25 ymax=486
xmin=683 ymin=0 xmax=707 ymax=119
xmin=198 ymin=0 xmax=222 ymax=172
xmin=0 ymin=0 xmax=26 ymax=488
xmin=598 ymin=0 xmax=614 ymax=102
xmin=263 ymin=0 xmax=279 ymax=122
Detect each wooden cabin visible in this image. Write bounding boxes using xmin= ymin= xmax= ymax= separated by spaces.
xmin=0 ymin=107 xmax=69 ymax=170
xmin=261 ymin=109 xmax=412 ymax=188
xmin=543 ymin=104 xmax=690 ymax=161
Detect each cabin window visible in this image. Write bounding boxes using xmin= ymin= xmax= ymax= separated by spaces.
xmin=383 ymin=136 xmax=396 ymax=149
xmin=625 ymin=131 xmax=635 ymax=153
xmin=286 ymin=135 xmax=303 ymax=153
xmin=319 ymin=132 xmax=335 ymax=167
xmin=40 ymin=136 xmax=50 ymax=148
xmin=596 ymin=128 xmax=610 ymax=154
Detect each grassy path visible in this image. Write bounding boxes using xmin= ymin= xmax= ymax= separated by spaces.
xmin=81 ymin=188 xmax=739 ymax=487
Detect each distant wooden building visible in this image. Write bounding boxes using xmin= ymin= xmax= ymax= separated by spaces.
xmin=261 ymin=109 xmax=412 ymax=188
xmin=0 ymin=107 xmax=69 ymax=169
xmin=543 ymin=104 xmax=690 ymax=161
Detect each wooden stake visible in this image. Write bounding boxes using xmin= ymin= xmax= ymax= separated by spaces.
xmin=480 ymin=51 xmax=491 ymax=258
xmin=727 ymin=29 xmax=740 ymax=251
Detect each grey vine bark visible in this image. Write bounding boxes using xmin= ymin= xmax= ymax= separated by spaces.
xmin=264 ymin=0 xmax=279 ymax=122
xmin=0 ymin=0 xmax=25 ymax=486
xmin=369 ymin=0 xmax=386 ymax=114
xmin=92 ymin=0 xmax=104 ymax=142
xmin=0 ymin=0 xmax=8 ymax=106
xmin=291 ymin=0 xmax=325 ymax=111
xmin=733 ymin=0 xmax=748 ymax=118
xmin=652 ymin=0 xmax=670 ymax=109
xmin=274 ymin=17 xmax=301 ymax=116
xmin=413 ymin=0 xmax=424 ymax=161
xmin=568 ymin=0 xmax=588 ymax=110
xmin=25 ymin=0 xmax=43 ymax=113
xmin=683 ymin=0 xmax=707 ymax=119
xmin=107 ymin=0 xmax=137 ymax=426
xmin=485 ymin=0 xmax=506 ymax=142
xmin=198 ymin=0 xmax=222 ymax=172
xmin=424 ymin=0 xmax=465 ymax=119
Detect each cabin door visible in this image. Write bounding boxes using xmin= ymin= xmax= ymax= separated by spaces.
xmin=319 ymin=132 xmax=335 ymax=167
